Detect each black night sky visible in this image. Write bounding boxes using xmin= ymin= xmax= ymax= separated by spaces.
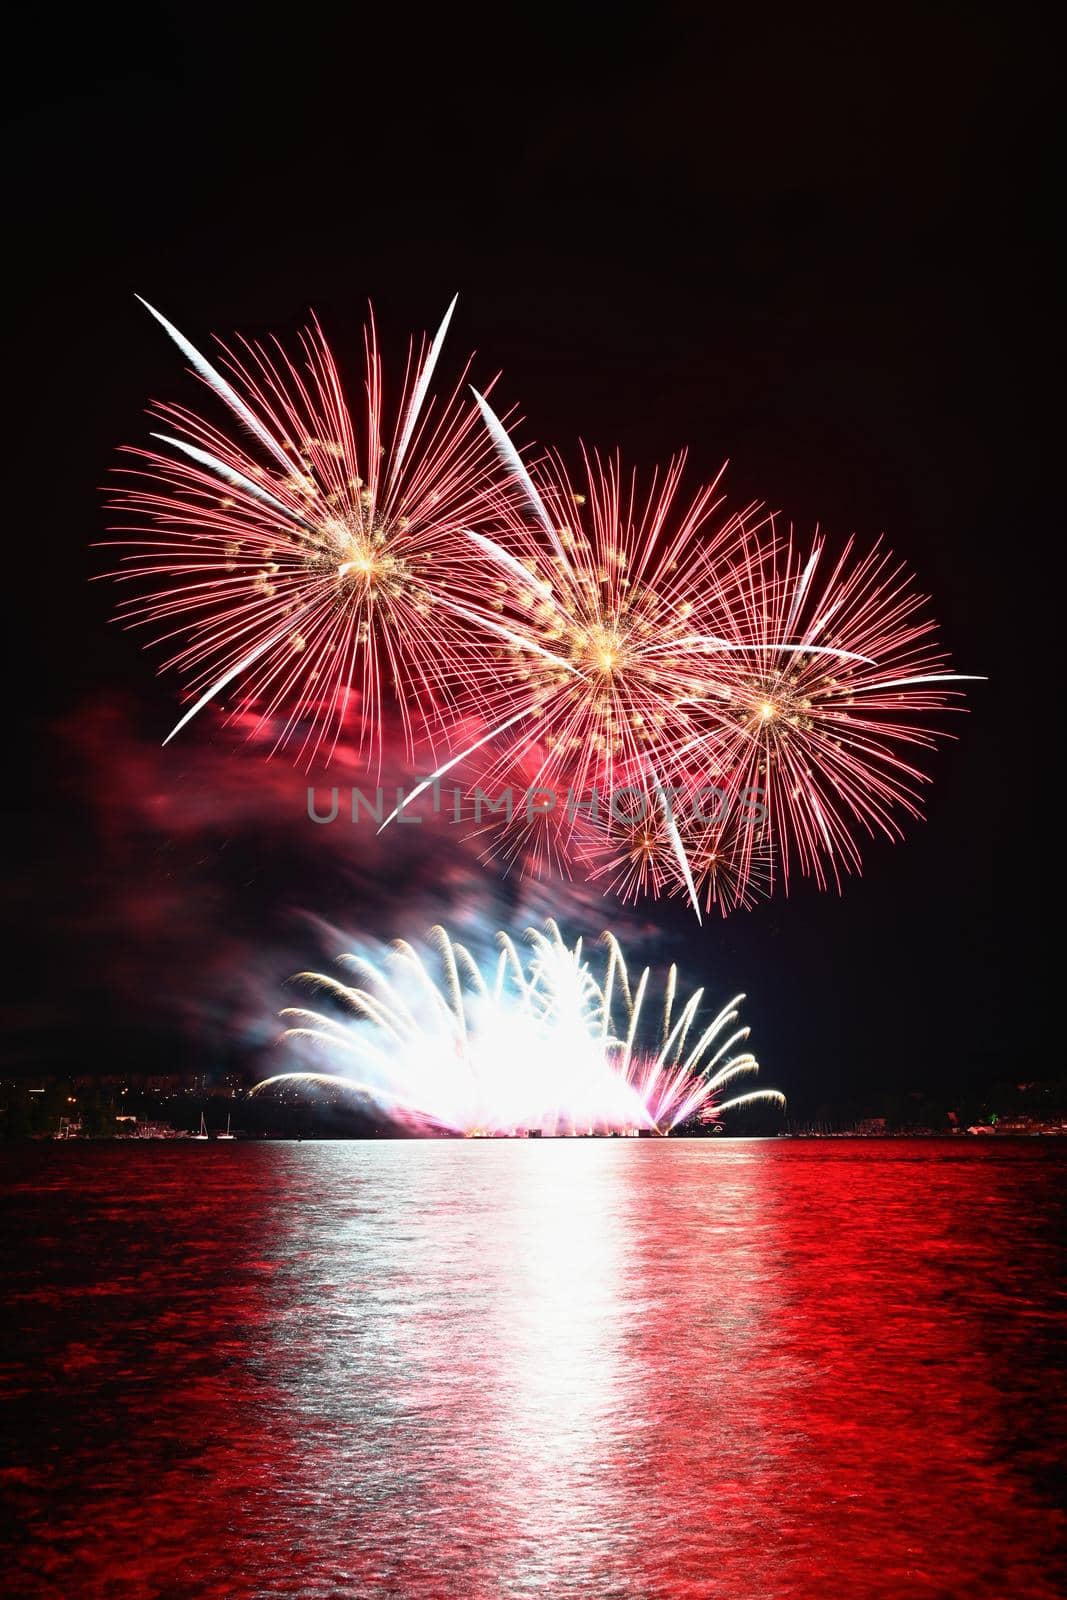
xmin=5 ymin=6 xmax=1057 ymax=1116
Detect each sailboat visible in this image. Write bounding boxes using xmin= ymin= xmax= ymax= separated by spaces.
xmin=218 ymin=1113 xmax=235 ymax=1140
xmin=192 ymin=1112 xmax=209 ymax=1141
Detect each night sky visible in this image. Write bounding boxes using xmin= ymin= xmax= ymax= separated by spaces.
xmin=6 ymin=7 xmax=1056 ymax=1115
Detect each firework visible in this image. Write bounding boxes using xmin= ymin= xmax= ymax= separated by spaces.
xmin=103 ymin=298 xmax=517 ymax=766
xmin=106 ymin=301 xmax=981 ymax=912
xmin=461 ymin=743 xmax=581 ymax=882
xmin=252 ymin=920 xmax=784 ymax=1135
xmin=455 ymin=441 xmax=750 ymax=799
xmin=578 ymin=781 xmax=775 ymax=917
xmin=669 ymin=529 xmax=985 ymax=891
xmin=382 ymin=402 xmax=892 ymax=916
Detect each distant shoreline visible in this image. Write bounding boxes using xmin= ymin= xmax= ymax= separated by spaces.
xmin=7 ymin=1131 xmax=1066 ymax=1145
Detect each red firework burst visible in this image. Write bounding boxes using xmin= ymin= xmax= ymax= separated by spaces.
xmin=576 ymin=779 xmax=774 ymax=917
xmin=426 ymin=432 xmax=760 ymax=803
xmin=103 ymin=298 xmax=515 ymax=767
xmin=461 ymin=741 xmax=580 ymax=882
xmin=667 ymin=527 xmax=982 ymax=891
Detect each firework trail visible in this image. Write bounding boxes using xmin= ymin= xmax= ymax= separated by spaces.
xmin=103 ymin=298 xmax=519 ymax=767
xmin=252 ymin=920 xmax=784 ymax=1135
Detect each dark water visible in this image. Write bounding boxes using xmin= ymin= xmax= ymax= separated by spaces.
xmin=1 ymin=1141 xmax=1064 ymax=1599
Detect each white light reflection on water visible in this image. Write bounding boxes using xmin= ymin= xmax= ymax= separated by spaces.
xmin=264 ymin=1141 xmax=796 ymax=1597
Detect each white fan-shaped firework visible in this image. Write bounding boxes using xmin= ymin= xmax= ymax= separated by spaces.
xmin=253 ymin=920 xmax=785 ymax=1135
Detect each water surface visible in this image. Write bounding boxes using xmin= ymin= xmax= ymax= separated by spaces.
xmin=1 ymin=1140 xmax=1064 ymax=1598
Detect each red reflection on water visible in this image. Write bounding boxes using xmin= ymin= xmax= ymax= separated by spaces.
xmin=0 ymin=1141 xmax=1064 ymax=1599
